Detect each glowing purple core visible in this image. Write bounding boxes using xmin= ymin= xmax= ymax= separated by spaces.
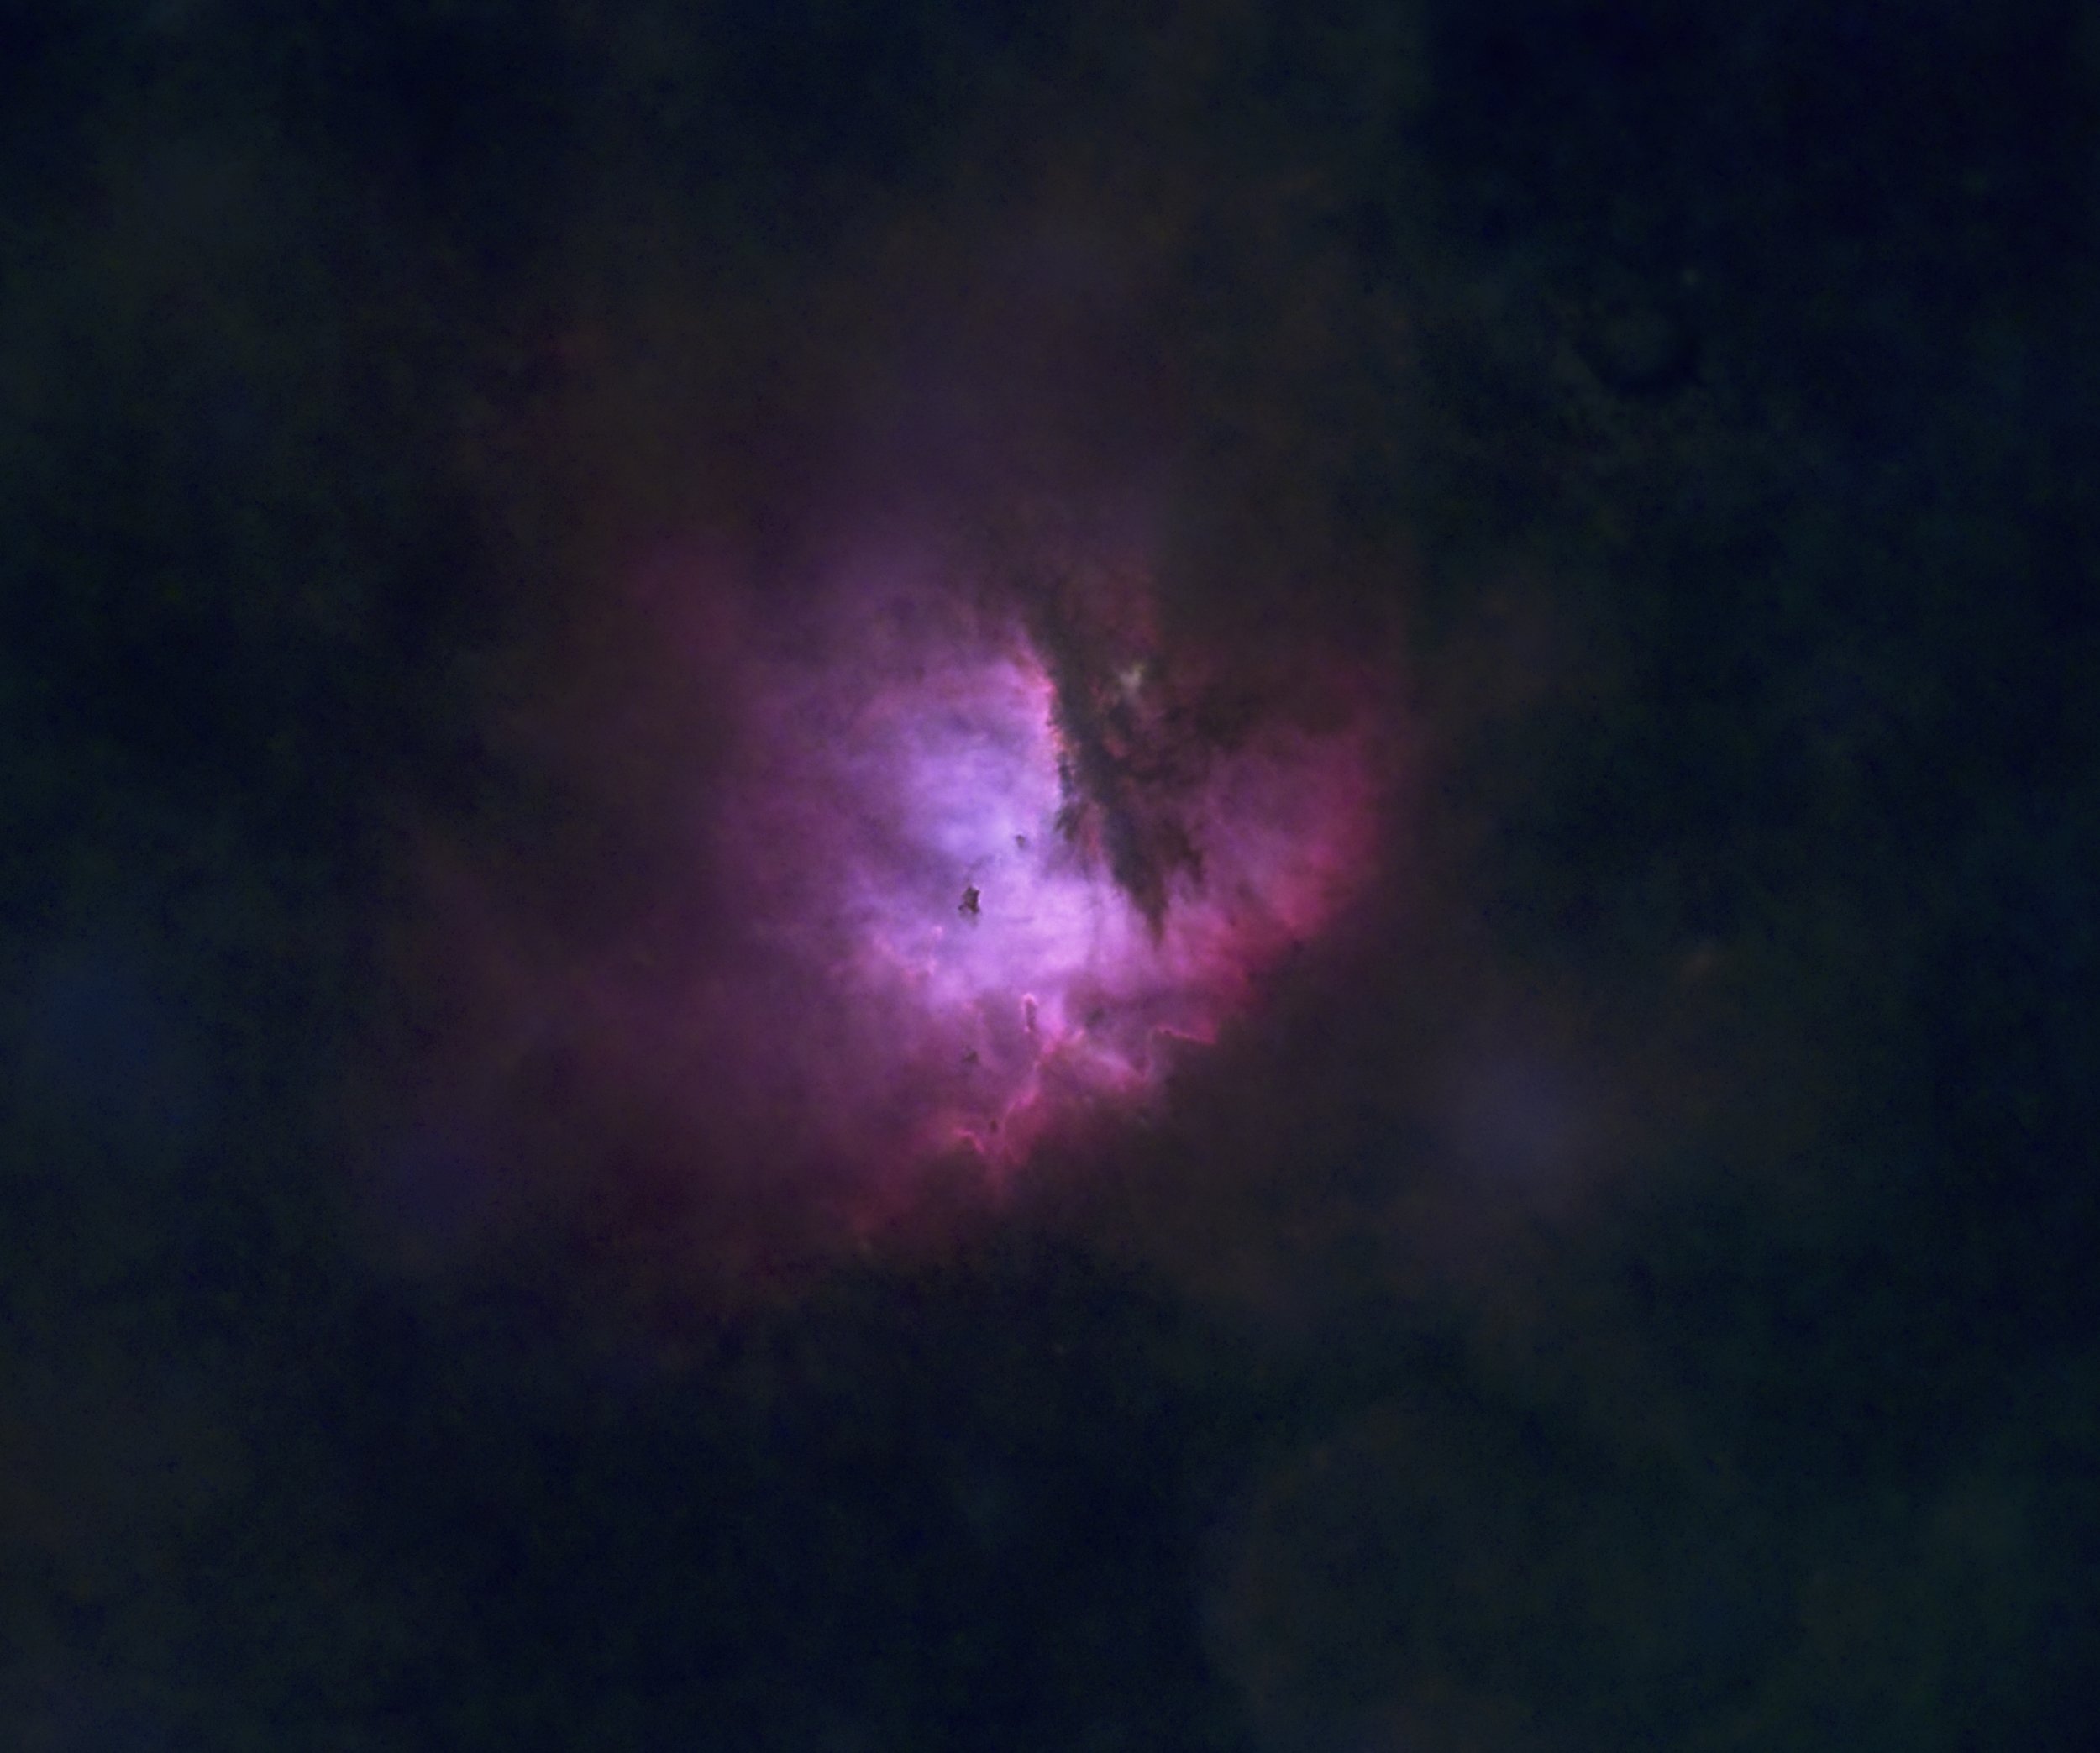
xmin=705 ymin=564 xmax=1382 ymax=1184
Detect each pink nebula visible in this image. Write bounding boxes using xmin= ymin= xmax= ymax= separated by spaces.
xmin=374 ymin=533 xmax=1392 ymax=1284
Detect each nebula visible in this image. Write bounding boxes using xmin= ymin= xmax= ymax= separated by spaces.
xmin=375 ymin=527 xmax=1392 ymax=1287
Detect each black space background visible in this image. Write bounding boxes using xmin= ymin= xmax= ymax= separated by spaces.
xmin=3 ymin=3 xmax=2098 ymax=1750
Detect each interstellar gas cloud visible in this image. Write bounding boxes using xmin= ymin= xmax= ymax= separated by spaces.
xmin=375 ymin=506 xmax=1397 ymax=1290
